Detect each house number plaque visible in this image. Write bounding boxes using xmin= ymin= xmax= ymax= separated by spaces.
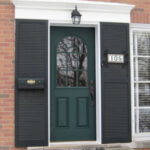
xmin=107 ymin=54 xmax=124 ymax=63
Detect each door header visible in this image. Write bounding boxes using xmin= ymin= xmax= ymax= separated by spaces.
xmin=11 ymin=0 xmax=134 ymax=23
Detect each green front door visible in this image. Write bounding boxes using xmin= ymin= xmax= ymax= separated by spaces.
xmin=50 ymin=26 xmax=96 ymax=141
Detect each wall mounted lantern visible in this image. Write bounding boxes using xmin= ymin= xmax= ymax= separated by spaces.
xmin=71 ymin=5 xmax=82 ymax=24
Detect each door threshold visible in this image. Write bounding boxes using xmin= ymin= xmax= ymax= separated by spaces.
xmin=49 ymin=141 xmax=100 ymax=148
xmin=28 ymin=141 xmax=101 ymax=150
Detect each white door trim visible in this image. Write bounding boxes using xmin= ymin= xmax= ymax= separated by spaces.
xmin=48 ymin=21 xmax=101 ymax=146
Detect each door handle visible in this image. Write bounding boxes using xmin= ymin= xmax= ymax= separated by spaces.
xmin=90 ymin=80 xmax=95 ymax=106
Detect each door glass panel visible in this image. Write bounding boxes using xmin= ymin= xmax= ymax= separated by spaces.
xmin=67 ymin=53 xmax=78 ymax=70
xmin=67 ymin=70 xmax=77 ymax=87
xmin=57 ymin=53 xmax=67 ymax=69
xmin=78 ymin=71 xmax=88 ymax=87
xmin=57 ymin=41 xmax=67 ymax=52
xmin=57 ymin=70 xmax=67 ymax=87
xmin=78 ymin=53 xmax=87 ymax=70
xmin=56 ymin=36 xmax=88 ymax=87
xmin=79 ymin=43 xmax=87 ymax=53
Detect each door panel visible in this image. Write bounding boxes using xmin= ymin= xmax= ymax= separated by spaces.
xmin=57 ymin=97 xmax=69 ymax=127
xmin=77 ymin=97 xmax=89 ymax=127
xmin=50 ymin=27 xmax=96 ymax=141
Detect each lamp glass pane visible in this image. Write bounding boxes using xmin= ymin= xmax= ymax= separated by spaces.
xmin=72 ymin=16 xmax=80 ymax=24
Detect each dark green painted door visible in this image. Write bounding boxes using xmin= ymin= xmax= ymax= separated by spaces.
xmin=50 ymin=26 xmax=96 ymax=141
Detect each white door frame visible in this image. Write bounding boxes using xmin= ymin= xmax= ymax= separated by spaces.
xmin=48 ymin=20 xmax=101 ymax=146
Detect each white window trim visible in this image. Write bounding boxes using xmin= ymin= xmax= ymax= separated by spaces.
xmin=130 ymin=23 xmax=150 ymax=141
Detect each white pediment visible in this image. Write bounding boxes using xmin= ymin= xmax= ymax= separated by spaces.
xmin=11 ymin=0 xmax=135 ymax=23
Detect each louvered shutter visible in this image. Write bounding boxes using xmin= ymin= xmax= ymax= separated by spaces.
xmin=15 ymin=20 xmax=48 ymax=146
xmin=101 ymin=23 xmax=131 ymax=143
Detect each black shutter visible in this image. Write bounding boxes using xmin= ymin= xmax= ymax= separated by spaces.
xmin=15 ymin=20 xmax=48 ymax=146
xmin=101 ymin=23 xmax=131 ymax=143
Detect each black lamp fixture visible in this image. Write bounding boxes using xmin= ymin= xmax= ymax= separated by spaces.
xmin=71 ymin=5 xmax=82 ymax=24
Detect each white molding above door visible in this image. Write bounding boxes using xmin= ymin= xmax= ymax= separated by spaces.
xmin=11 ymin=0 xmax=134 ymax=23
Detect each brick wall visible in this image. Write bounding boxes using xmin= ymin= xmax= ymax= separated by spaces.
xmin=0 ymin=0 xmax=25 ymax=150
xmin=0 ymin=0 xmax=150 ymax=150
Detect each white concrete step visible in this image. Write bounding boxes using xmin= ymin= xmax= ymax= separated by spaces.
xmin=28 ymin=141 xmax=150 ymax=150
xmin=28 ymin=148 xmax=135 ymax=150
xmin=28 ymin=147 xmax=134 ymax=150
